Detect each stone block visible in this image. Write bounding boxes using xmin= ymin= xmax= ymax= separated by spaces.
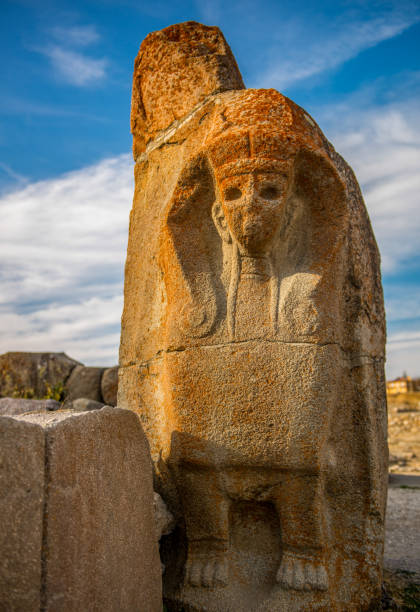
xmin=65 ymin=397 xmax=105 ymax=411
xmin=0 ymin=397 xmax=60 ymax=415
xmin=101 ymin=366 xmax=118 ymax=406
xmin=3 ymin=408 xmax=162 ymax=611
xmin=0 ymin=416 xmax=44 ymax=611
xmin=64 ymin=365 xmax=104 ymax=403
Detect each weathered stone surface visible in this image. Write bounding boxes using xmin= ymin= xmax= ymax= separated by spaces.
xmin=0 ymin=351 xmax=79 ymax=398
xmin=0 ymin=397 xmax=60 ymax=415
xmin=120 ymin=22 xmax=387 ymax=611
xmin=154 ymin=492 xmax=175 ymax=541
xmin=101 ymin=366 xmax=119 ymax=406
xmin=0 ymin=416 xmax=44 ymax=611
xmin=15 ymin=408 xmax=162 ymax=611
xmin=64 ymin=365 xmax=104 ymax=403
xmin=66 ymin=397 xmax=105 ymax=411
xmin=131 ymin=21 xmax=244 ymax=158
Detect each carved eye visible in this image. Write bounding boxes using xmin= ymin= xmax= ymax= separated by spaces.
xmin=224 ymin=186 xmax=242 ymax=201
xmin=259 ymin=185 xmax=280 ymax=200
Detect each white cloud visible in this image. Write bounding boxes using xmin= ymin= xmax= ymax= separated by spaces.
xmin=259 ymin=9 xmax=419 ymax=90
xmin=0 ymin=297 xmax=122 ymax=365
xmin=323 ymin=102 xmax=420 ymax=274
xmin=44 ymin=46 xmax=108 ymax=86
xmin=50 ymin=25 xmax=100 ymax=47
xmin=322 ymin=99 xmax=420 ymax=378
xmin=37 ymin=22 xmax=107 ymax=87
xmin=0 ymin=154 xmax=132 ymax=365
xmin=386 ymin=286 xmax=420 ymax=323
xmin=386 ymin=330 xmax=420 ymax=379
xmin=383 ymin=286 xmax=420 ymax=378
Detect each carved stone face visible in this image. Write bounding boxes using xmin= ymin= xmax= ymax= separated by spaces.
xmin=215 ymin=171 xmax=291 ymax=256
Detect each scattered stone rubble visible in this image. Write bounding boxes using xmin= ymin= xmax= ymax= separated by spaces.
xmin=0 ymin=397 xmax=60 ymax=415
xmin=0 ymin=351 xmax=118 ymax=406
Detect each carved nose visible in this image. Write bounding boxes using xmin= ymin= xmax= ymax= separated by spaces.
xmin=242 ymin=211 xmax=261 ymax=234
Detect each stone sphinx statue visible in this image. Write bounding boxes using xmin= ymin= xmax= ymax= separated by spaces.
xmin=120 ymin=22 xmax=387 ymax=611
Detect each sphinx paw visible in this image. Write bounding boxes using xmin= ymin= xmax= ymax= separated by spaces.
xmin=185 ymin=554 xmax=228 ymax=588
xmin=277 ymin=552 xmax=328 ymax=591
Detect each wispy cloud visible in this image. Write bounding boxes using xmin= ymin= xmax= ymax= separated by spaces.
xmin=326 ymin=102 xmax=420 ymax=275
xmin=0 ymin=154 xmax=132 ymax=365
xmin=383 ymin=285 xmax=420 ymax=378
xmin=194 ymin=0 xmax=222 ymax=24
xmin=38 ymin=22 xmax=108 ymax=87
xmin=259 ymin=8 xmax=420 ymax=90
xmin=50 ymin=24 xmax=100 ymax=47
xmin=386 ymin=286 xmax=420 ymax=323
xmin=0 ymin=163 xmax=28 ymax=193
xmin=320 ymin=93 xmax=420 ymax=378
xmin=0 ymin=94 xmax=111 ymax=127
xmin=43 ymin=46 xmax=108 ymax=86
xmin=386 ymin=329 xmax=420 ymax=379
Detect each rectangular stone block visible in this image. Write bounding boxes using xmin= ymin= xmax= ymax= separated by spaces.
xmin=3 ymin=408 xmax=162 ymax=612
xmin=0 ymin=416 xmax=44 ymax=611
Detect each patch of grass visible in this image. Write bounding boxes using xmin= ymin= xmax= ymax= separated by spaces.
xmin=43 ymin=381 xmax=65 ymax=402
xmin=11 ymin=386 xmax=35 ymax=399
xmin=10 ymin=381 xmax=66 ymax=402
xmin=383 ymin=568 xmax=420 ymax=610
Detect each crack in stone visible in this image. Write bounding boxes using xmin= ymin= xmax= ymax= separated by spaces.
xmin=134 ymin=93 xmax=217 ymax=163
xmin=120 ymin=338 xmax=383 ymax=371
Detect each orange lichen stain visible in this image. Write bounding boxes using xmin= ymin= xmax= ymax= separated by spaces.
xmin=131 ymin=22 xmax=244 ymax=157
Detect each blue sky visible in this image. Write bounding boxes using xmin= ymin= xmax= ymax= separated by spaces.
xmin=0 ymin=0 xmax=419 ymax=377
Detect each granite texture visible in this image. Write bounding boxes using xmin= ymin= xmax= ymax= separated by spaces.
xmin=0 ymin=416 xmax=44 ymax=611
xmin=4 ymin=408 xmax=162 ymax=611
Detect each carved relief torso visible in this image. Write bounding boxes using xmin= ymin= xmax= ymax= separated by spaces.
xmin=159 ymin=137 xmax=350 ymax=472
xmin=162 ymin=142 xmax=347 ymax=349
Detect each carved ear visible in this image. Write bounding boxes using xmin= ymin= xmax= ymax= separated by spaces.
xmin=212 ymin=201 xmax=232 ymax=244
xmin=293 ymin=147 xmax=348 ymax=270
xmin=163 ymin=153 xmax=219 ymax=338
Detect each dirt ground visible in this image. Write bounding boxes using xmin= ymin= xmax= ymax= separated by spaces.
xmin=383 ymin=475 xmax=420 ymax=610
xmin=387 ymin=392 xmax=420 ymax=475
